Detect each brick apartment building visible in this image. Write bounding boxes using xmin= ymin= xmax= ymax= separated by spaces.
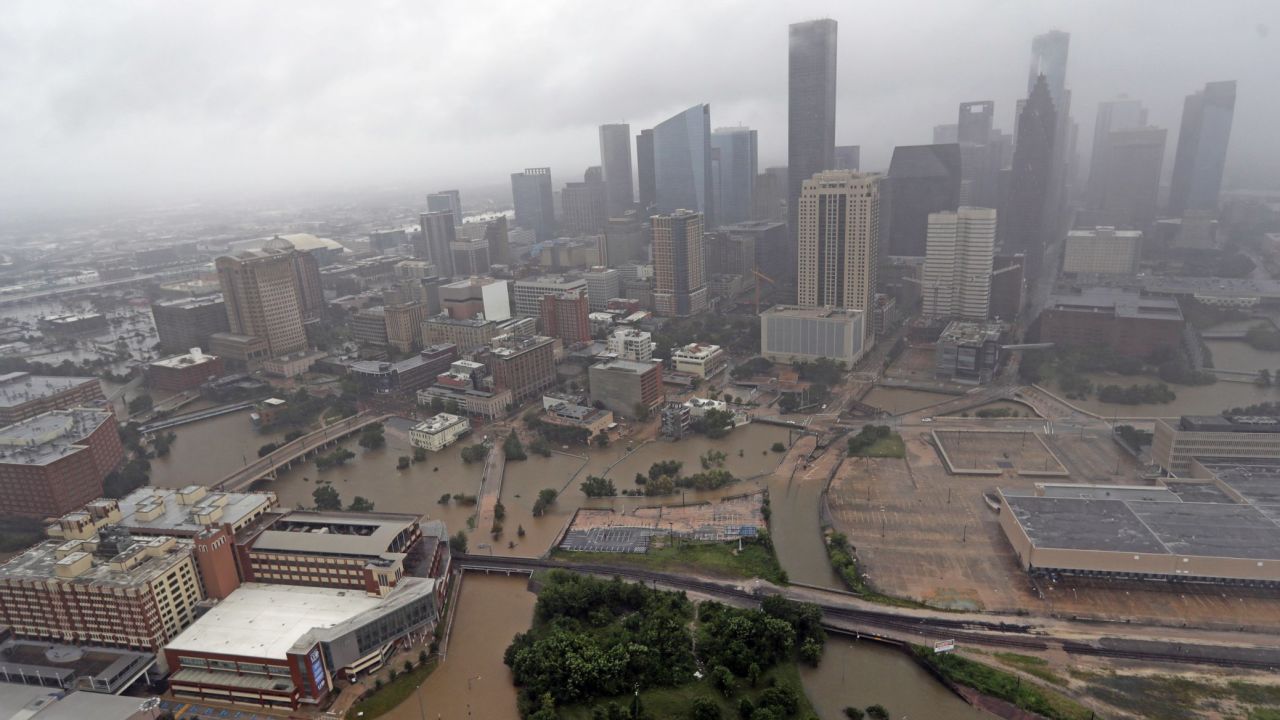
xmin=0 ymin=409 xmax=123 ymax=517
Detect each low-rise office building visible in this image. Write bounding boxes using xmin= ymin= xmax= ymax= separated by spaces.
xmin=606 ymin=328 xmax=654 ymax=361
xmin=409 ymin=413 xmax=470 ymax=452
xmin=0 ymin=373 xmax=105 ymax=426
xmin=261 ymin=349 xmax=327 ymax=379
xmin=1039 ymin=286 xmax=1183 ymax=359
xmin=759 ymin=306 xmax=865 ymax=365
xmin=1153 ymin=415 xmax=1280 ymax=476
xmin=934 ymin=321 xmax=1003 ymax=384
xmin=588 ymin=359 xmax=664 ymax=418
xmin=207 ymin=333 xmax=270 ymax=372
xmin=542 ymin=401 xmax=613 ymax=436
xmin=474 ymin=334 xmax=557 ymax=406
xmin=347 ymin=344 xmax=458 ymax=398
xmin=0 ymin=409 xmax=123 ymax=518
xmin=151 ymin=296 xmax=230 ymax=354
xmin=148 ymin=349 xmax=224 ymax=392
xmin=671 ymin=343 xmax=727 ymax=379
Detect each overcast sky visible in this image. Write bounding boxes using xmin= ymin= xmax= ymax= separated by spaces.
xmin=3 ymin=0 xmax=1277 ymax=216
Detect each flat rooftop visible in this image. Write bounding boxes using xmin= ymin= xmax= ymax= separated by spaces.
xmin=761 ymin=305 xmax=864 ymax=320
xmin=1002 ymin=490 xmax=1280 ymax=561
xmin=1178 ymin=415 xmax=1280 ymax=434
xmin=0 ymin=373 xmax=99 ymax=409
xmin=0 ymin=409 xmax=114 ymax=467
xmin=250 ymin=510 xmax=420 ymax=558
xmin=1046 ymin=286 xmax=1183 ymax=322
xmin=939 ymin=320 xmax=1003 ymax=344
xmin=114 ymin=487 xmax=275 ymax=536
xmin=164 ymin=583 xmax=384 ymax=660
xmin=0 ymin=682 xmax=151 ymax=720
xmin=0 ymin=535 xmax=192 ymax=587
xmin=150 ymin=351 xmax=219 ymax=369
xmin=591 ymin=358 xmax=660 ymax=375
xmin=413 ymin=413 xmax=467 ymax=434
xmin=155 ymin=295 xmax=224 ymax=310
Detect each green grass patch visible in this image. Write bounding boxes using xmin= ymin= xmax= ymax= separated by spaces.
xmin=1251 ymin=709 xmax=1280 ymax=720
xmin=559 ymin=661 xmax=816 ymax=720
xmin=914 ymin=647 xmax=1093 ymax=720
xmin=859 ymin=433 xmax=905 ymax=458
xmin=345 ymin=658 xmax=437 ymax=719
xmin=992 ymin=652 xmax=1067 ymax=686
xmin=551 ymin=536 xmax=787 ymax=584
xmin=1074 ymin=672 xmax=1280 ymax=720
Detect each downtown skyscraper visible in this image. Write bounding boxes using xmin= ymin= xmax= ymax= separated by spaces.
xmin=652 ymin=210 xmax=708 ymax=317
xmin=599 ymin=123 xmax=635 ymax=217
xmin=511 ymin=167 xmax=556 ymax=241
xmin=788 ymin=19 xmax=838 ymax=250
xmin=1169 ymin=80 xmax=1237 ymax=215
xmin=1085 ymin=98 xmax=1148 ymax=213
xmin=923 ymin=207 xmax=997 ymax=320
xmin=1001 ymin=75 xmax=1056 ymax=281
xmin=711 ymin=126 xmax=758 ymax=227
xmin=418 ymin=210 xmax=458 ymax=278
xmin=796 ymin=171 xmax=879 ymax=349
xmin=652 ymin=104 xmax=714 ymax=226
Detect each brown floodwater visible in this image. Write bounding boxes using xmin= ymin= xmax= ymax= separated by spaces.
xmin=863 ymin=387 xmax=956 ymax=414
xmin=387 ymin=574 xmax=534 ymax=720
xmin=149 ymin=410 xmax=286 ymax=488
xmin=801 ymin=637 xmax=986 ymax=719
xmin=1061 ymin=373 xmax=1272 ymax=418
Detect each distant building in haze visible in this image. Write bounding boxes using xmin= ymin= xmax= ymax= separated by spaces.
xmin=833 ymin=145 xmax=860 ymax=171
xmin=1000 ymin=74 xmax=1056 ymax=281
xmin=788 ymin=18 xmax=838 ymax=249
xmin=932 ymin=124 xmax=958 ymax=144
xmin=1091 ymin=126 xmax=1166 ymax=230
xmin=427 ymin=191 xmax=462 ymax=223
xmin=796 ymin=171 xmax=879 ymax=349
xmin=599 ymin=123 xmax=635 ymax=217
xmin=652 ymin=104 xmax=714 ymax=225
xmin=152 ymin=295 xmax=230 ymax=354
xmin=752 ymin=167 xmax=787 ymax=224
xmin=562 ymin=166 xmax=608 ymax=236
xmin=922 ymin=207 xmax=996 ymax=320
xmin=1085 ymin=97 xmax=1147 ymax=209
xmin=711 ymin=126 xmax=758 ymax=226
xmin=1169 ymin=80 xmax=1237 ymax=215
xmin=418 ymin=211 xmax=458 ymax=278
xmin=652 ymin=210 xmax=708 ymax=317
xmin=883 ymin=144 xmax=962 ymax=257
xmin=636 ymin=128 xmax=656 ymax=212
xmin=511 ymin=167 xmax=556 ymax=241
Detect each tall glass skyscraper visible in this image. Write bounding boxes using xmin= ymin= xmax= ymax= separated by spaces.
xmin=511 ymin=168 xmax=556 ymax=241
xmin=1169 ymin=81 xmax=1236 ymax=215
xmin=652 ymin=104 xmax=714 ymax=226
xmin=788 ymin=19 xmax=838 ymax=248
xmin=598 ymin=123 xmax=634 ymax=217
xmin=711 ymin=127 xmax=758 ymax=227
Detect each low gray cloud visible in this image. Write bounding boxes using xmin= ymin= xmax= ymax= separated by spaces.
xmin=2 ymin=0 xmax=1277 ymax=215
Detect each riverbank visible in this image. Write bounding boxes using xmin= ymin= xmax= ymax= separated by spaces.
xmin=550 ymin=534 xmax=787 ymax=585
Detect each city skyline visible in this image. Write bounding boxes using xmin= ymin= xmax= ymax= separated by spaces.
xmin=3 ymin=1 xmax=1277 ymax=218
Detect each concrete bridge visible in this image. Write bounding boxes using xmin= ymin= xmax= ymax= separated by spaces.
xmin=213 ymin=412 xmax=392 ymax=492
xmin=138 ymin=401 xmax=257 ymax=433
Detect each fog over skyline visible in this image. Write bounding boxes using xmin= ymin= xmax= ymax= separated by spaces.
xmin=3 ymin=0 xmax=1277 ymax=216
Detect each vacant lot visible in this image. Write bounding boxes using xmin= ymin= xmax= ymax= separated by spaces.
xmin=933 ymin=429 xmax=1068 ymax=476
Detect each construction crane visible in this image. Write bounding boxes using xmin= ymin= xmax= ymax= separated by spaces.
xmin=753 ymin=266 xmax=776 ymax=315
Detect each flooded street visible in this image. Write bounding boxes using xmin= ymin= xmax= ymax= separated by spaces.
xmin=801 ymin=638 xmax=985 ymax=720
xmin=389 ymin=574 xmax=534 ymax=720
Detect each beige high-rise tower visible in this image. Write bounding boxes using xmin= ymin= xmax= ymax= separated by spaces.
xmin=216 ymin=248 xmax=308 ymax=357
xmin=652 ymin=210 xmax=708 ymax=317
xmin=796 ymin=171 xmax=879 ymax=348
xmin=923 ymin=207 xmax=997 ymax=320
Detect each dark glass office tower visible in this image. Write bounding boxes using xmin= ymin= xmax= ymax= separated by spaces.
xmin=636 ymin=128 xmax=656 ymax=213
xmin=599 ymin=123 xmax=634 ymax=217
xmin=1001 ymin=75 xmax=1056 ymax=280
xmin=1085 ymin=98 xmax=1147 ymax=212
xmin=652 ymin=104 xmax=714 ymax=226
xmin=883 ymin=144 xmax=962 ymax=257
xmin=711 ymin=126 xmax=758 ymax=226
xmin=787 ymin=19 xmax=838 ymax=246
xmin=511 ymin=168 xmax=556 ymax=241
xmin=1169 ymin=80 xmax=1237 ymax=215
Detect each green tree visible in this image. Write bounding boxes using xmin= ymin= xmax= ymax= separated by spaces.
xmin=258 ymin=442 xmax=280 ymax=458
xmin=445 ymin=399 xmax=461 ymax=414
xmin=594 ymin=430 xmax=610 ymax=447
xmin=494 ymin=502 xmax=506 ymax=521
xmin=843 ymin=709 xmax=865 ymax=720
xmin=580 ymin=475 xmax=616 ymax=497
xmin=127 ymin=393 xmax=153 ymax=414
xmin=358 ymin=422 xmax=386 ymax=450
xmin=413 ymin=446 xmax=427 ymax=462
xmin=532 ymin=488 xmax=558 ymax=516
xmin=347 ymin=496 xmax=375 ymax=512
xmin=503 ymin=432 xmax=527 ymax=460
xmin=438 ymin=493 xmax=451 ymax=504
xmin=312 ymin=484 xmax=341 ymax=511
xmin=429 ymin=397 xmax=445 ymax=413
xmin=397 ymin=455 xmax=411 ymax=469
xmin=711 ymin=665 xmax=736 ymax=697
xmin=460 ymin=443 xmax=488 ymax=463
xmin=771 ymin=442 xmax=785 ymax=453
xmin=690 ymin=698 xmax=721 ymax=720
xmin=449 ymin=531 xmax=468 ymax=554
xmin=865 ymin=705 xmax=889 ymax=720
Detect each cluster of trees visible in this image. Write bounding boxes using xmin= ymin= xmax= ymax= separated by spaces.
xmin=310 ymin=483 xmax=375 ymax=512
xmin=102 ymin=422 xmax=155 ymax=499
xmin=504 ymin=432 xmax=527 ymax=461
xmin=449 ymin=531 xmax=468 ymax=554
xmin=266 ymin=387 xmax=350 ymax=429
xmin=524 ymin=412 xmax=593 ymax=447
xmin=793 ymin=357 xmax=845 ymax=386
xmin=0 ymin=354 xmax=134 ymax=381
xmin=1246 ymin=323 xmax=1280 ymax=351
xmin=580 ymin=476 xmax=617 ymax=497
xmin=127 ymin=393 xmax=153 ymax=415
xmin=844 ymin=705 xmax=890 ymax=720
xmin=357 ymin=422 xmax=386 ymax=449
xmin=652 ymin=316 xmax=761 ymax=358
xmin=1225 ymin=401 xmax=1280 ymax=416
xmin=426 ymin=396 xmax=463 ymax=415
xmin=1115 ymin=425 xmax=1154 ymax=450
xmin=846 ymin=425 xmax=893 ymax=456
xmin=460 ymin=443 xmax=488 ymax=463
xmin=505 ymin=572 xmax=697 ymax=712
xmin=1096 ymin=382 xmax=1176 ymax=405
xmin=532 ymin=488 xmax=558 ymax=516
xmin=631 ymin=460 xmax=738 ymax=497
xmin=691 ymin=408 xmax=736 ymax=439
xmin=438 ymin=492 xmax=477 ymax=506
xmin=1020 ymin=345 xmax=1214 ymax=398
xmin=730 ymin=356 xmax=774 ymax=380
xmin=151 ymin=430 xmax=176 ymax=457
xmin=314 ymin=447 xmax=355 ymax=470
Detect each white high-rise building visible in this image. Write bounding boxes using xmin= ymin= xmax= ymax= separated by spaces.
xmin=922 ymin=207 xmax=997 ymax=320
xmin=796 ymin=171 xmax=879 ymax=349
xmin=1062 ymin=227 xmax=1140 ymax=275
xmin=606 ymin=328 xmax=654 ymax=362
